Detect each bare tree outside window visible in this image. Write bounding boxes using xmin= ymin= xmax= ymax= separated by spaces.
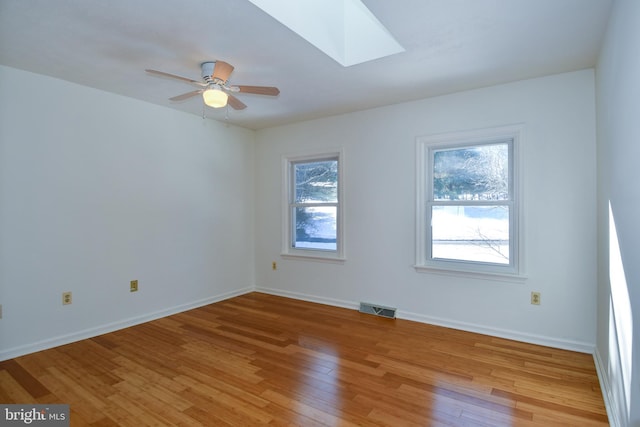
xmin=292 ymin=159 xmax=338 ymax=251
xmin=431 ymin=142 xmax=511 ymax=264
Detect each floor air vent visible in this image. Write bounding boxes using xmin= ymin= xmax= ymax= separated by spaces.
xmin=359 ymin=302 xmax=396 ymax=319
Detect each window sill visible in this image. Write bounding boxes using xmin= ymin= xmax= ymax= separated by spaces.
xmin=281 ymin=253 xmax=346 ymax=264
xmin=414 ymin=264 xmax=527 ymax=283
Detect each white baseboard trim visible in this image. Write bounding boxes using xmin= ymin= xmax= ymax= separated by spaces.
xmin=0 ymin=287 xmax=253 ymax=362
xmin=255 ymin=287 xmax=359 ymax=311
xmin=593 ymin=347 xmax=622 ymax=427
xmin=398 ymin=310 xmax=595 ymax=354
xmin=255 ymin=286 xmax=595 ymax=353
xmin=3 ymin=285 xmax=599 ymax=372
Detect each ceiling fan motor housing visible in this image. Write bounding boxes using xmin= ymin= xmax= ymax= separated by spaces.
xmin=201 ymin=62 xmax=216 ymax=83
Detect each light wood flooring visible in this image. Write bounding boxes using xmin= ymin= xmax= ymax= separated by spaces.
xmin=0 ymin=292 xmax=609 ymax=426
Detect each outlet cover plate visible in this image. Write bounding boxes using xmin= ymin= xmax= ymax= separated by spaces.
xmin=531 ymin=291 xmax=541 ymax=305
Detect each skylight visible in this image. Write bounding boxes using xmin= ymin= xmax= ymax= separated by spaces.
xmin=248 ymin=0 xmax=404 ymax=67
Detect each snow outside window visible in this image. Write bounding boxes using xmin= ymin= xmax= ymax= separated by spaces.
xmin=282 ymin=150 xmax=344 ymax=262
xmin=416 ymin=126 xmax=524 ymax=278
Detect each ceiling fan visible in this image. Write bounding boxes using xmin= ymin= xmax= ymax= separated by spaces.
xmin=145 ymin=61 xmax=280 ymax=110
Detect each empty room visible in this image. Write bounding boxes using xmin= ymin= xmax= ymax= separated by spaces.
xmin=0 ymin=0 xmax=637 ymax=426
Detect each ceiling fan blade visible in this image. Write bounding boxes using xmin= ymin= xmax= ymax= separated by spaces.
xmin=169 ymin=90 xmax=202 ymax=101
xmin=146 ymin=69 xmax=206 ymax=87
xmin=212 ymin=61 xmax=234 ymax=83
xmin=236 ymin=85 xmax=280 ymax=96
xmin=227 ymin=94 xmax=247 ymax=110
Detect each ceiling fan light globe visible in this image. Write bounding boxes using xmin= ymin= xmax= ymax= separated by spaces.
xmin=202 ymin=88 xmax=228 ymax=108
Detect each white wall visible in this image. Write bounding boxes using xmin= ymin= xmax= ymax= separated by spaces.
xmin=255 ymin=70 xmax=597 ymax=351
xmin=0 ymin=65 xmax=256 ymax=359
xmin=596 ymin=0 xmax=640 ymax=425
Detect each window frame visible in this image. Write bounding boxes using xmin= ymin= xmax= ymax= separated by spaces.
xmin=415 ymin=125 xmax=525 ymax=280
xmin=281 ymin=149 xmax=345 ymax=262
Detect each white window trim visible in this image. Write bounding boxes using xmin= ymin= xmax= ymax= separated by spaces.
xmin=281 ymin=149 xmax=345 ymax=262
xmin=415 ymin=125 xmax=526 ymax=280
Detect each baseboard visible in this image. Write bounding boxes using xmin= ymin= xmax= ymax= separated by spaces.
xmin=593 ymin=347 xmax=622 ymax=427
xmin=0 ymin=287 xmax=253 ymax=362
xmin=398 ymin=310 xmax=595 ymax=353
xmin=4 ymin=284 xmax=599 ymax=372
xmin=255 ymin=286 xmax=595 ymax=353
xmin=255 ymin=287 xmax=359 ymax=311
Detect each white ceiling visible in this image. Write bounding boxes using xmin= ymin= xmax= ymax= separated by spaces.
xmin=0 ymin=0 xmax=612 ymax=130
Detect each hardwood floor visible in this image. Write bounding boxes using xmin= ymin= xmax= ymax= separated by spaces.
xmin=1 ymin=292 xmax=608 ymax=426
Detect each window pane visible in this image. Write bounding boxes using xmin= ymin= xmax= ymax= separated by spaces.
xmin=433 ymin=143 xmax=509 ymax=201
xmin=294 ymin=160 xmax=338 ymax=203
xmin=431 ymin=205 xmax=509 ymax=264
xmin=294 ymin=206 xmax=337 ymax=251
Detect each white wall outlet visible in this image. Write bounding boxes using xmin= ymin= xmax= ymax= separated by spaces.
xmin=531 ymin=291 xmax=541 ymax=305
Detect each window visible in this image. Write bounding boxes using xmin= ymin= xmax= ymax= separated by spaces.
xmin=282 ymin=150 xmax=344 ymax=261
xmin=416 ymin=126 xmax=523 ymax=278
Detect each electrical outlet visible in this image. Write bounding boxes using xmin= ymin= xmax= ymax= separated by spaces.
xmin=272 ymin=261 xmax=277 ymax=270
xmin=62 ymin=292 xmax=72 ymax=305
xmin=531 ymin=291 xmax=541 ymax=305
xmin=130 ymin=280 xmax=138 ymax=292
